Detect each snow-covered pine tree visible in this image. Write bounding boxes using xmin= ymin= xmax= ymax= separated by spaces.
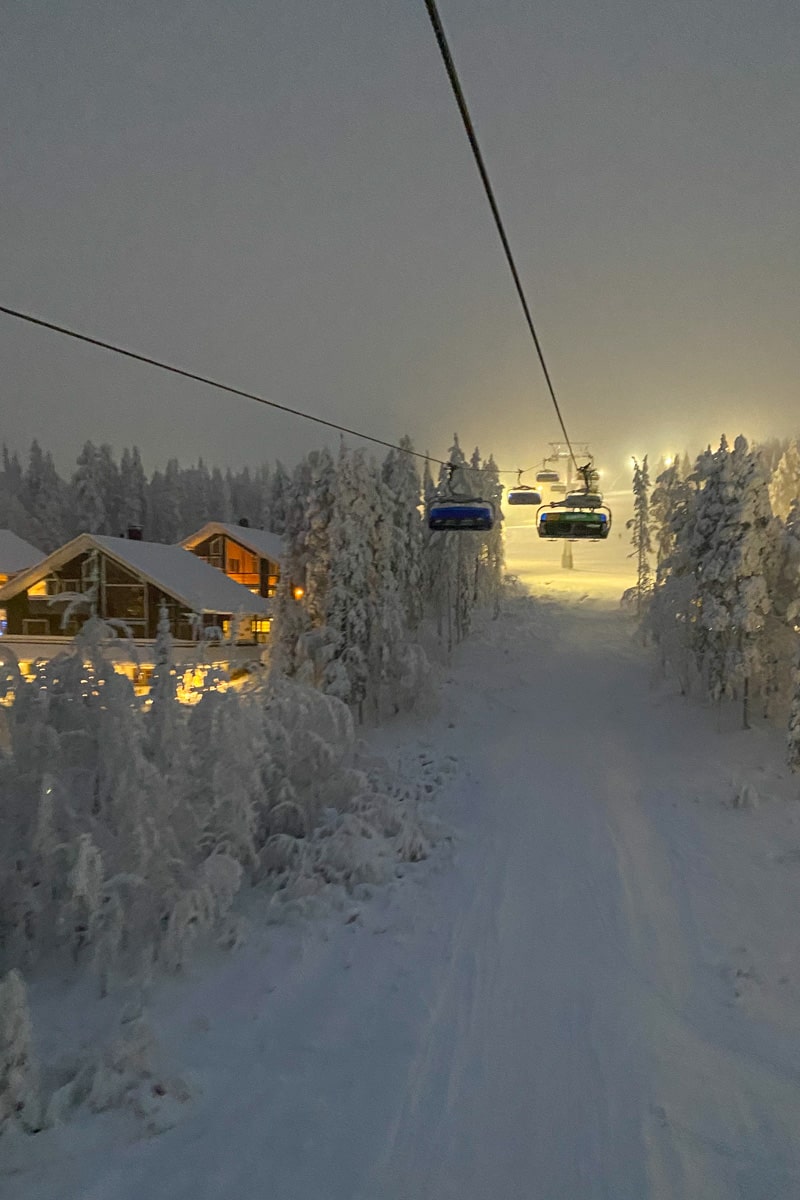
xmin=272 ymin=456 xmax=315 ymax=680
xmin=323 ymin=447 xmax=376 ymax=720
xmin=787 ymin=627 xmax=800 ymax=771
xmin=97 ymin=445 xmax=122 ymax=536
xmin=303 ymin=448 xmax=337 ymax=629
xmin=646 ymin=444 xmax=714 ymax=691
xmin=626 ymin=456 xmax=653 ymax=616
xmin=649 ymin=455 xmax=690 ymax=584
xmin=381 ymin=437 xmax=424 ymax=631
xmin=253 ymin=463 xmax=271 ymax=530
xmin=769 ymin=440 xmax=800 ymax=522
xmin=693 ymin=436 xmax=777 ymax=726
xmin=119 ymin=446 xmax=148 ymax=534
xmin=266 ymin=461 xmax=291 ymax=535
xmin=22 ymin=440 xmax=67 ymax=550
xmin=145 ymin=604 xmax=183 ymax=776
xmin=72 ymin=441 xmax=109 ymax=534
xmin=208 ymin=466 xmax=232 ymax=525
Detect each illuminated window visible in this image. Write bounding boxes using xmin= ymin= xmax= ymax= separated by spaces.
xmin=28 ymin=578 xmax=48 ymax=597
xmin=229 ymin=557 xmax=240 ymax=573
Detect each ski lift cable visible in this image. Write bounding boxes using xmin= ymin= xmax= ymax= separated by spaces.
xmin=422 ymin=0 xmax=579 ymax=475
xmin=0 ymin=302 xmax=528 ymax=480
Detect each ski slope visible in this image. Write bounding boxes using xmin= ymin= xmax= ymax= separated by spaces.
xmin=7 ymin=509 xmax=800 ymax=1198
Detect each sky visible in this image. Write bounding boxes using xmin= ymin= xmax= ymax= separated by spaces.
xmin=1 ymin=0 xmax=798 ymax=482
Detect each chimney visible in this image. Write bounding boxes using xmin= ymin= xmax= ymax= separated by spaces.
xmin=126 ymin=525 xmax=143 ymax=541
xmin=238 ymin=517 xmax=250 ymax=528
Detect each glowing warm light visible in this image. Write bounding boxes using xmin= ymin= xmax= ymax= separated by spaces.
xmin=664 ymin=455 xmax=673 ymax=467
xmin=292 ymin=585 xmax=305 ymax=601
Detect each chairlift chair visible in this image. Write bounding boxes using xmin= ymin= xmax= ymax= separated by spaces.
xmin=506 ymin=469 xmax=542 ymax=506
xmin=536 ymin=460 xmax=611 ymax=540
xmin=506 ymin=485 xmax=542 ymax=506
xmin=535 ymin=469 xmax=560 ymax=485
xmin=427 ymin=461 xmax=495 ymax=531
xmin=536 ymin=507 xmax=611 ymax=540
xmin=428 ymin=498 xmax=495 ymax=531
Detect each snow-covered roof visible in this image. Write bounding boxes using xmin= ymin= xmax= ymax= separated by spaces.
xmin=0 ymin=530 xmax=44 ymax=575
xmin=0 ymin=534 xmax=270 ymax=615
xmin=180 ymin=522 xmax=284 ymax=564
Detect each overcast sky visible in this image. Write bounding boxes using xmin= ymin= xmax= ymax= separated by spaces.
xmin=1 ymin=0 xmax=797 ymax=481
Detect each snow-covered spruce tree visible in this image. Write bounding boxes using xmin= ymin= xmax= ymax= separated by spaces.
xmin=381 ymin=437 xmax=425 ymax=631
xmin=780 ymin=501 xmax=800 ymax=766
xmin=323 ymin=447 xmax=377 ymax=721
xmin=119 ymin=446 xmax=148 ymax=534
xmin=692 ymin=435 xmax=778 ymax=727
xmin=72 ymin=441 xmax=109 ymax=534
xmin=272 ymin=455 xmax=317 ymax=680
xmin=769 ymin=440 xmax=800 ymax=522
xmin=303 ymin=448 xmax=337 ymax=631
xmin=471 ymin=452 xmax=504 ymax=614
xmin=96 ymin=444 xmax=123 ymax=536
xmin=646 ymin=445 xmax=714 ymax=692
xmin=371 ymin=471 xmax=421 ymax=716
xmin=422 ymin=436 xmax=502 ymax=648
xmin=208 ymin=466 xmax=232 ymax=524
xmin=422 ymin=437 xmax=466 ymax=649
xmin=625 ymin=456 xmax=653 ymax=617
xmin=650 ymin=456 xmax=690 ymax=584
xmin=254 ymin=463 xmax=271 ymax=528
xmin=266 ymin=461 xmax=291 ymax=535
xmin=787 ymin=622 xmax=800 ymax=772
xmin=22 ymin=439 xmax=67 ymax=550
xmin=145 ymin=604 xmax=184 ymax=777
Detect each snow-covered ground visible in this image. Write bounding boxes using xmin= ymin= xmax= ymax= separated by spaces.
xmin=6 ymin=509 xmax=800 ymax=1198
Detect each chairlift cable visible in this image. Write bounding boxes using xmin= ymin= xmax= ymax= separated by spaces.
xmin=0 ymin=303 xmax=527 ymax=480
xmin=422 ymin=0 xmax=579 ymax=474
xmin=0 ymin=303 xmax=451 ymax=467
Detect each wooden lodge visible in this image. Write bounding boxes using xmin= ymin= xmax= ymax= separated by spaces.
xmin=0 ymin=532 xmax=272 ymax=647
xmin=180 ymin=521 xmax=283 ymax=599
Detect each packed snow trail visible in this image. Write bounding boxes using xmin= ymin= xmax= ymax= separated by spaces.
xmin=9 ymin=593 xmax=800 ymax=1199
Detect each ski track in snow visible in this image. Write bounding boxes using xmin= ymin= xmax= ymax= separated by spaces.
xmin=7 ymin=577 xmax=800 ymax=1197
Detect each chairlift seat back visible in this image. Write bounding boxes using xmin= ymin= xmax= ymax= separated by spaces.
xmin=564 ymin=490 xmax=604 ymax=508
xmin=535 ymin=470 xmax=560 ymax=484
xmin=507 ymin=487 xmax=542 ymax=506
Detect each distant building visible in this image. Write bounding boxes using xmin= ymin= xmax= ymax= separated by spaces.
xmin=0 ymin=530 xmax=43 ymax=586
xmin=0 ymin=533 xmax=273 ymax=688
xmin=180 ymin=521 xmax=284 ymax=598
